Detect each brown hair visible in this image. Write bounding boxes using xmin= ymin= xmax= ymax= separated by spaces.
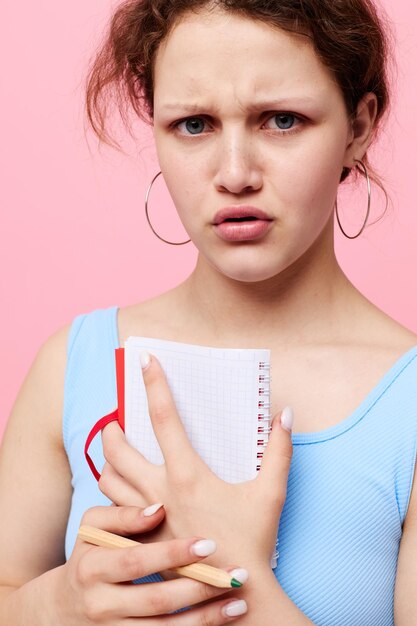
xmin=85 ymin=0 xmax=395 ymax=191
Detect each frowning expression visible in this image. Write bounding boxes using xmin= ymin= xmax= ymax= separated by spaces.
xmin=153 ymin=8 xmax=356 ymax=282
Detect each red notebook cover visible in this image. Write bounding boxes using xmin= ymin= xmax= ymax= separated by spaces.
xmin=115 ymin=347 xmax=125 ymax=431
xmin=84 ymin=348 xmax=125 ymax=480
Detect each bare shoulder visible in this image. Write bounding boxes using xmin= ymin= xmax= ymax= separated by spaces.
xmin=353 ymin=292 xmax=417 ymax=354
xmin=0 ymin=322 xmax=74 ymax=584
xmin=3 ymin=322 xmax=72 ymax=447
xmin=382 ymin=316 xmax=417 ymax=348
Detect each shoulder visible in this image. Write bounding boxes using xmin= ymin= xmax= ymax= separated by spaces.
xmin=29 ymin=322 xmax=72 ymax=407
xmin=380 ymin=315 xmax=417 ymax=529
xmin=0 ymin=322 xmax=76 ymax=582
xmin=22 ymin=321 xmax=73 ymax=445
xmin=377 ymin=317 xmax=417 ymax=352
xmin=8 ymin=305 xmax=123 ymax=448
xmin=352 ymin=292 xmax=417 ymax=353
xmin=12 ymin=306 xmax=118 ymax=445
xmin=1 ymin=320 xmax=72 ymax=488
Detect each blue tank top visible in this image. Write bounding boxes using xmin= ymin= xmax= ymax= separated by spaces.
xmin=63 ymin=305 xmax=417 ymax=625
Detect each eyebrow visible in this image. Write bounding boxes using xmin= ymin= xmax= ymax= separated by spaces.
xmin=159 ymin=97 xmax=319 ymax=114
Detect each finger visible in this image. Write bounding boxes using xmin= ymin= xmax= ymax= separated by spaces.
xmin=86 ymin=583 xmax=247 ymax=624
xmin=102 ymin=421 xmax=156 ymax=492
xmin=79 ymin=504 xmax=165 ymax=539
xmin=99 ymin=462 xmax=148 ymax=507
xmin=256 ymin=406 xmax=294 ymax=497
xmin=89 ymin=574 xmax=233 ymax=619
xmin=157 ymin=596 xmax=248 ymax=623
xmin=140 ymin=352 xmax=200 ymax=467
xmin=84 ymin=535 xmax=218 ymax=584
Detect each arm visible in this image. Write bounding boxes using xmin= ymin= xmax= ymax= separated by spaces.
xmin=0 ymin=327 xmax=246 ymax=625
xmin=394 ymin=463 xmax=417 ymax=625
xmin=0 ymin=325 xmax=72 ymax=623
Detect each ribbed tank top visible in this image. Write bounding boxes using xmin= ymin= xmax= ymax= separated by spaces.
xmin=63 ymin=305 xmax=417 ymax=625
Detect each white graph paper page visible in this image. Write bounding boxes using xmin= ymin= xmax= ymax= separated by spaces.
xmin=125 ymin=337 xmax=270 ymax=483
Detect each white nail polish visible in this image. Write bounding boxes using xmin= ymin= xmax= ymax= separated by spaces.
xmin=230 ymin=568 xmax=249 ymax=584
xmin=222 ymin=600 xmax=248 ymax=617
xmin=281 ymin=406 xmax=294 ymax=432
xmin=191 ymin=539 xmax=217 ymax=557
xmin=143 ymin=503 xmax=164 ymax=517
xmin=139 ymin=350 xmax=150 ymax=370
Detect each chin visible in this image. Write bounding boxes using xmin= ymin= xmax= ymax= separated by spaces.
xmin=199 ymin=238 xmax=298 ymax=283
xmin=213 ymin=261 xmax=286 ymax=284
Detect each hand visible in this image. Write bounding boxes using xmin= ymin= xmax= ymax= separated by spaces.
xmin=53 ymin=504 xmax=248 ymax=624
xmin=100 ymin=353 xmax=293 ymax=572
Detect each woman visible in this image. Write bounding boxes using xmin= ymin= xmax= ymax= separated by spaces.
xmin=0 ymin=0 xmax=416 ymax=624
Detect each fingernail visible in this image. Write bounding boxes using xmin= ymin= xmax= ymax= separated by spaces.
xmin=139 ymin=350 xmax=151 ymax=370
xmin=281 ymin=406 xmax=294 ymax=432
xmin=230 ymin=568 xmax=249 ymax=584
xmin=191 ymin=539 xmax=217 ymax=557
xmin=143 ymin=503 xmax=164 ymax=517
xmin=222 ymin=599 xmax=248 ymax=617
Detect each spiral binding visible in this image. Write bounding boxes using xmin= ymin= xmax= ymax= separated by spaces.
xmin=256 ymin=361 xmax=279 ymax=568
xmin=256 ymin=361 xmax=271 ymax=471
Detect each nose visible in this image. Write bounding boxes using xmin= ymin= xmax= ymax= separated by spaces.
xmin=212 ymin=129 xmax=263 ymax=195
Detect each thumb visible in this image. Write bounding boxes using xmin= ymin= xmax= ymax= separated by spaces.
xmin=256 ymin=406 xmax=294 ymax=488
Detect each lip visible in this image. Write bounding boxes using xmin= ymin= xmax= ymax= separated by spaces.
xmin=212 ymin=205 xmax=273 ymax=225
xmin=214 ymin=219 xmax=273 ymax=242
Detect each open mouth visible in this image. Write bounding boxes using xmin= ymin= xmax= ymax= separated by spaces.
xmin=213 ymin=212 xmax=273 ymax=240
xmin=223 ymin=216 xmax=259 ymax=222
xmin=213 ymin=206 xmax=272 ymax=226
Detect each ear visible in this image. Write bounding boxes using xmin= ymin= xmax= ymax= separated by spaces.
xmin=343 ymin=92 xmax=378 ymax=167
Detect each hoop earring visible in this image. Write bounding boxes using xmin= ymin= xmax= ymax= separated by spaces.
xmin=144 ymin=171 xmax=191 ymax=245
xmin=335 ymin=159 xmax=371 ymax=239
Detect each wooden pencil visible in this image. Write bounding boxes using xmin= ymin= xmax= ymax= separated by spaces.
xmin=78 ymin=525 xmax=243 ymax=588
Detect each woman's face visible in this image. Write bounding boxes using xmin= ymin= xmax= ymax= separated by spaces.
xmin=152 ymin=9 xmax=359 ymax=282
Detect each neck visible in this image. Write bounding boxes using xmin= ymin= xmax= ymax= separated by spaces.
xmin=178 ymin=224 xmax=359 ymax=347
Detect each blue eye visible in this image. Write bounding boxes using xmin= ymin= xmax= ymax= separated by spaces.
xmin=263 ymin=113 xmax=302 ymax=135
xmin=177 ymin=117 xmax=206 ymax=135
xmin=273 ymin=114 xmax=295 ymax=129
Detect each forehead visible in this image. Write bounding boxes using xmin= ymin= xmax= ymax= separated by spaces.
xmin=153 ymin=9 xmax=340 ymax=108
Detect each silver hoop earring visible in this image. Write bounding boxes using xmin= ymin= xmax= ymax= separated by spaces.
xmin=144 ymin=171 xmax=191 ymax=245
xmin=335 ymin=159 xmax=371 ymax=239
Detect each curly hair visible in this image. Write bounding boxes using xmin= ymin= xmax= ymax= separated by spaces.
xmin=85 ymin=0 xmax=395 ymax=190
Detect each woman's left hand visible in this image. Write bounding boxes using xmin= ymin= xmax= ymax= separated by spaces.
xmin=100 ymin=353 xmax=293 ymax=572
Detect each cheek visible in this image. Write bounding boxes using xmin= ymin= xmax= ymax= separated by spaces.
xmin=273 ymin=136 xmax=344 ymax=222
xmin=155 ymin=135 xmax=193 ymax=201
xmin=159 ymin=159 xmax=205 ymax=226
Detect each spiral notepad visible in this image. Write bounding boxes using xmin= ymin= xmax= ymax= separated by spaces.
xmin=124 ymin=337 xmax=272 ymax=483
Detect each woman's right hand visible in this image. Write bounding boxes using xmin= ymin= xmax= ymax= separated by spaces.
xmin=53 ymin=504 xmax=248 ymax=625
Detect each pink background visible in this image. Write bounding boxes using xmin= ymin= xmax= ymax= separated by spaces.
xmin=1 ymin=0 xmax=416 ymax=439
